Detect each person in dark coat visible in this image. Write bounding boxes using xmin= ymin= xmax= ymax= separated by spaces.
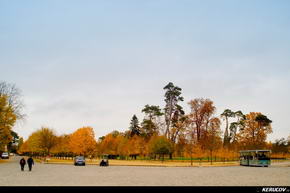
xmin=27 ymin=157 xmax=34 ymax=171
xmin=19 ymin=157 xmax=26 ymax=171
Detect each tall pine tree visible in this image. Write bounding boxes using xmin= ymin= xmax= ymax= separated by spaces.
xmin=129 ymin=115 xmax=141 ymax=137
xmin=163 ymin=82 xmax=184 ymax=139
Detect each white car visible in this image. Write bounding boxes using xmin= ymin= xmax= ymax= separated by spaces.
xmin=1 ymin=152 xmax=9 ymax=159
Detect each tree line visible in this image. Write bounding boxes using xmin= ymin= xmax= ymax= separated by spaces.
xmin=1 ymin=81 xmax=289 ymax=161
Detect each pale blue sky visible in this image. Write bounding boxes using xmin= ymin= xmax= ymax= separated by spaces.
xmin=1 ymin=0 xmax=290 ymax=141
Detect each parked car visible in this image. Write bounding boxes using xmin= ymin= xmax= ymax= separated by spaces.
xmin=74 ymin=156 xmax=85 ymax=166
xmin=100 ymin=154 xmax=109 ymax=166
xmin=1 ymin=152 xmax=9 ymax=159
xmin=9 ymin=153 xmax=14 ymax=156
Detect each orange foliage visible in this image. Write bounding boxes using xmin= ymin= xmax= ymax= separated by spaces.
xmin=68 ymin=127 xmax=97 ymax=156
xmin=187 ymin=98 xmax=216 ymax=142
xmin=51 ymin=135 xmax=71 ymax=155
xmin=127 ymin=135 xmax=147 ymax=156
xmin=237 ymin=112 xmax=272 ymax=149
xmin=184 ymin=143 xmax=206 ymax=159
xmin=98 ymin=133 xmax=123 ymax=155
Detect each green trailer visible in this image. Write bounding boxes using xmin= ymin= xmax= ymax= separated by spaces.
xmin=239 ymin=150 xmax=271 ymax=167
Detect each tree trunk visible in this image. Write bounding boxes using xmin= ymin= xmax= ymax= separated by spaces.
xmin=210 ymin=150 xmax=213 ymax=165
xmin=190 ymin=154 xmax=193 ymax=166
xmin=223 ymin=117 xmax=229 ymax=146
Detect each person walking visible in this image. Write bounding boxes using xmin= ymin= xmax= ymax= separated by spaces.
xmin=19 ymin=157 xmax=26 ymax=171
xmin=27 ymin=156 xmax=34 ymax=171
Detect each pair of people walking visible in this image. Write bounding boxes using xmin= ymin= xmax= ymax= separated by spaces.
xmin=20 ymin=157 xmax=34 ymax=171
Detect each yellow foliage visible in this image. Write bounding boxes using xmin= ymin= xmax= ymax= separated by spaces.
xmin=51 ymin=135 xmax=71 ymax=154
xmin=237 ymin=112 xmax=272 ymax=149
xmin=0 ymin=95 xmax=17 ymax=150
xmin=98 ymin=133 xmax=124 ymax=155
xmin=69 ymin=127 xmax=97 ymax=156
xmin=18 ymin=131 xmax=42 ymax=154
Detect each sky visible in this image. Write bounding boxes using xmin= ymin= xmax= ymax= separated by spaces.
xmin=0 ymin=0 xmax=290 ymax=141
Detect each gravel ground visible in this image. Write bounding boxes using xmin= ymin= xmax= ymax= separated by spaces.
xmin=0 ymin=156 xmax=289 ymax=186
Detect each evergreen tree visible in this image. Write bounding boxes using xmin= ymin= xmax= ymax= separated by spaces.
xmin=129 ymin=115 xmax=141 ymax=137
xmin=141 ymin=105 xmax=163 ymax=138
xmin=163 ymin=82 xmax=184 ymax=139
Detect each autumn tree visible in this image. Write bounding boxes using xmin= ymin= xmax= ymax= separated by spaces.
xmin=18 ymin=140 xmax=29 ymax=155
xmin=126 ymin=135 xmax=146 ymax=159
xmin=69 ymin=127 xmax=97 ymax=156
xmin=51 ymin=134 xmax=71 ymax=157
xmin=0 ymin=95 xmax=17 ymax=151
xmin=111 ymin=130 xmax=121 ymax=137
xmin=0 ymin=81 xmax=25 ymax=120
xmin=187 ymin=98 xmax=216 ymax=142
xmin=149 ymin=135 xmax=173 ymax=161
xmin=116 ymin=136 xmax=129 ymax=158
xmin=200 ymin=117 xmax=222 ymax=164
xmin=185 ymin=143 xmax=205 ymax=165
xmin=37 ymin=127 xmax=58 ymax=156
xmin=175 ymin=132 xmax=187 ymax=157
xmin=163 ymin=82 xmax=184 ymax=140
xmin=98 ymin=131 xmax=122 ymax=156
xmin=19 ymin=131 xmax=42 ymax=155
xmin=0 ymin=82 xmax=24 ymax=151
xmin=237 ymin=112 xmax=272 ymax=149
